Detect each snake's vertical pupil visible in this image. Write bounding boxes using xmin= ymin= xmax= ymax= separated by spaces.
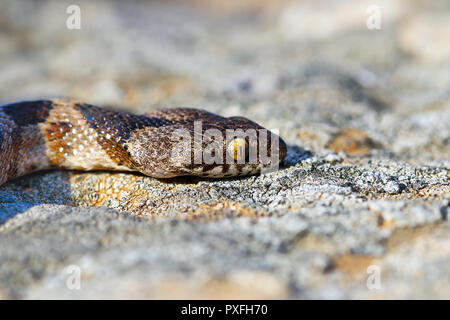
xmin=227 ymin=138 xmax=247 ymax=161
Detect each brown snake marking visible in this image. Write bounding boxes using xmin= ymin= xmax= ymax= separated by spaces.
xmin=0 ymin=99 xmax=287 ymax=186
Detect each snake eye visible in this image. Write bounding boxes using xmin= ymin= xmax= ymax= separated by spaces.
xmin=227 ymin=137 xmax=247 ymax=162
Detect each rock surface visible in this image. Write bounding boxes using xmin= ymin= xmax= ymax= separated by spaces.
xmin=0 ymin=0 xmax=449 ymax=299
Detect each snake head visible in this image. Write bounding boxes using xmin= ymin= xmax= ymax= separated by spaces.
xmin=127 ymin=109 xmax=287 ymax=178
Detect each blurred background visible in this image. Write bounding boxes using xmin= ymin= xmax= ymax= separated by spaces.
xmin=0 ymin=0 xmax=449 ymax=163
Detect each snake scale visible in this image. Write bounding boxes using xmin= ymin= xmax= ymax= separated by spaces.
xmin=0 ymin=99 xmax=287 ymax=186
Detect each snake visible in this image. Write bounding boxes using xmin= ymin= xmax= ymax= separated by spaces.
xmin=0 ymin=99 xmax=287 ymax=186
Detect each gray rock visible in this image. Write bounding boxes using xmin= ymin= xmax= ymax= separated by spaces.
xmin=0 ymin=0 xmax=449 ymax=299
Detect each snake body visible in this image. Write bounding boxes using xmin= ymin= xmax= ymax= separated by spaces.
xmin=0 ymin=99 xmax=286 ymax=186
